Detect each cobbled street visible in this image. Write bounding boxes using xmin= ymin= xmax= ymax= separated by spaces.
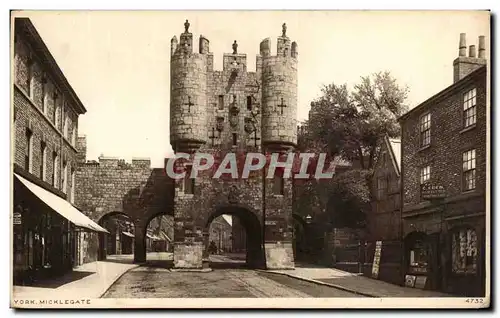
xmin=102 ymin=254 xmax=363 ymax=298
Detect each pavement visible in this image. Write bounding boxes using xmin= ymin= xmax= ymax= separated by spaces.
xmin=264 ymin=264 xmax=452 ymax=298
xmin=11 ymin=256 xmax=139 ymax=301
xmin=11 ymin=252 xmax=452 ymax=301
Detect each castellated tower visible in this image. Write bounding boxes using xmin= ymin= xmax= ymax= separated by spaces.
xmin=169 ymin=21 xmax=297 ymax=270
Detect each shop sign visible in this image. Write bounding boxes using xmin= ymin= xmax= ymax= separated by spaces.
xmin=421 ymin=183 xmax=446 ymax=200
xmin=13 ymin=212 xmax=22 ymax=225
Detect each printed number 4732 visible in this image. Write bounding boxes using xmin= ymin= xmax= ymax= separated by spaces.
xmin=465 ymin=298 xmax=484 ymax=303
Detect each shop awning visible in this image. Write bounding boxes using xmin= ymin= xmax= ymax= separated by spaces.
xmin=14 ymin=173 xmax=109 ymax=234
xmin=122 ymin=231 xmax=134 ymax=238
xmin=146 ymin=233 xmax=162 ymax=241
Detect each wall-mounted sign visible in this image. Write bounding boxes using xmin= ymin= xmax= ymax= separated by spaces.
xmin=421 ymin=184 xmax=446 ymax=200
xmin=371 ymin=241 xmax=382 ymax=279
xmin=13 ymin=212 xmax=22 ymax=225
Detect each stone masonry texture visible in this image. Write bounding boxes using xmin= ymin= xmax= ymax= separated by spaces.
xmin=169 ymin=22 xmax=298 ymax=269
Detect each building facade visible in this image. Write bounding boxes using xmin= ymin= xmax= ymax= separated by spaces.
xmin=169 ymin=21 xmax=298 ymax=269
xmin=367 ymin=136 xmax=402 ymax=284
xmin=399 ymin=33 xmax=488 ymax=296
xmin=12 ymin=18 xmax=107 ymax=284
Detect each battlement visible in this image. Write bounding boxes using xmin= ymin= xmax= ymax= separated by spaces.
xmin=82 ymin=156 xmax=151 ymax=169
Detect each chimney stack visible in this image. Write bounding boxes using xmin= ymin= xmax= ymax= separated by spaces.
xmin=478 ymin=35 xmax=486 ymax=58
xmin=459 ymin=33 xmax=467 ymax=57
xmin=453 ymin=33 xmax=487 ymax=83
xmin=469 ymin=45 xmax=476 ymax=58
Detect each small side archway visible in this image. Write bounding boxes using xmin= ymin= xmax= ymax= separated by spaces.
xmin=204 ymin=204 xmax=264 ymax=269
xmin=292 ymin=213 xmax=308 ymax=261
xmin=97 ymin=211 xmax=135 ymax=261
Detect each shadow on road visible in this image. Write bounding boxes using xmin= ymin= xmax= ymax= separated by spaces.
xmin=15 ymin=270 xmax=94 ymax=288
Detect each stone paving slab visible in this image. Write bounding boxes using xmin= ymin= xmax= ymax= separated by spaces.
xmin=266 ymin=266 xmax=452 ymax=298
xmin=11 ymin=261 xmax=138 ymax=302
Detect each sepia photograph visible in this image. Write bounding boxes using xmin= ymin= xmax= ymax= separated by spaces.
xmin=8 ymin=9 xmax=491 ymax=309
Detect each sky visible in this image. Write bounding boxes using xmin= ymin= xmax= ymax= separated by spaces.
xmin=17 ymin=11 xmax=490 ymax=168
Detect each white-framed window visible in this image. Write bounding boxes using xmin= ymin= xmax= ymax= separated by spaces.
xmin=41 ymin=74 xmax=47 ymax=115
xmin=72 ymin=125 xmax=77 ymax=146
xmin=451 ymin=228 xmax=478 ymax=274
xmin=420 ymin=112 xmax=431 ymax=147
xmin=63 ymin=116 xmax=69 ymax=139
xmin=463 ymin=88 xmax=477 ymax=128
xmin=52 ymin=151 xmax=59 ymax=188
xmin=463 ymin=149 xmax=476 ymax=191
xmin=62 ymin=161 xmax=67 ymax=193
xmin=420 ymin=165 xmax=430 ymax=184
xmin=70 ymin=168 xmax=76 ymax=204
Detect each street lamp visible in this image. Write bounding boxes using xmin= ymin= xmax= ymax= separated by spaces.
xmin=305 ymin=214 xmax=312 ymax=224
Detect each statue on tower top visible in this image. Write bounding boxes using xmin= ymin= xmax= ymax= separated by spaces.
xmin=232 ymin=40 xmax=238 ymax=54
xmin=282 ymin=23 xmax=287 ymax=37
xmin=184 ymin=19 xmax=190 ymax=33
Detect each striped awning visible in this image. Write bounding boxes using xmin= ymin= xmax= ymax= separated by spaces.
xmin=122 ymin=231 xmax=134 ymax=238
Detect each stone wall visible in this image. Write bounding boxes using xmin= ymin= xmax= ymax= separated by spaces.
xmin=75 ymin=149 xmax=174 ymax=263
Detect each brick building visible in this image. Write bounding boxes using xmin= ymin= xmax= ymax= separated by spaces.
xmin=169 ymin=21 xmax=298 ymax=269
xmin=399 ymin=33 xmax=488 ymax=296
xmin=12 ymin=18 xmax=108 ymax=284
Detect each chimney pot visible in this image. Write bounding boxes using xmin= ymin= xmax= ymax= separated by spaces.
xmin=459 ymin=33 xmax=467 ymax=57
xmin=469 ymin=45 xmax=476 ymax=58
xmin=478 ymin=35 xmax=486 ymax=58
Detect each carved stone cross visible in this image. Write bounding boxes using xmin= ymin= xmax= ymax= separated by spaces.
xmin=277 ymin=98 xmax=287 ymax=115
xmin=251 ymin=130 xmax=261 ymax=147
xmin=184 ymin=96 xmax=195 ymax=113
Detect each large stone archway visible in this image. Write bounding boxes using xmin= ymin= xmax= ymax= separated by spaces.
xmin=203 ymin=204 xmax=265 ymax=269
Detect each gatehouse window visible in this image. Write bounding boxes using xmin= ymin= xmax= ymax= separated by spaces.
xmin=218 ymin=95 xmax=224 ymax=110
xmin=451 ymin=228 xmax=478 ymax=274
xmin=420 ymin=112 xmax=431 ymax=147
xmin=232 ymin=133 xmax=238 ymax=146
xmin=463 ymin=88 xmax=477 ymax=128
xmin=183 ymin=165 xmax=195 ymax=195
xmin=273 ymin=174 xmax=284 ymax=195
xmin=247 ymin=96 xmax=252 ymax=111
xmin=463 ymin=149 xmax=476 ymax=191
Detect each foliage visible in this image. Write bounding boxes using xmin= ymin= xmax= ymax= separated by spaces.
xmin=325 ymin=169 xmax=373 ymax=228
xmin=302 ymin=71 xmax=409 ymax=169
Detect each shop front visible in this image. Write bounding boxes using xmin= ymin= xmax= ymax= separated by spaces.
xmin=13 ymin=173 xmax=109 ymax=285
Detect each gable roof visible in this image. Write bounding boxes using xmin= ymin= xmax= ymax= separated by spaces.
xmin=385 ymin=136 xmax=401 ymax=175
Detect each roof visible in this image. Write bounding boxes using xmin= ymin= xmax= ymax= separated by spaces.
xmin=398 ymin=65 xmax=486 ymax=122
xmin=14 ymin=18 xmax=87 ymax=115
xmin=386 ymin=137 xmax=401 ymax=175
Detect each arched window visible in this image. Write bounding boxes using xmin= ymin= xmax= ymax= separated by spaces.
xmin=451 ymin=227 xmax=478 ymax=274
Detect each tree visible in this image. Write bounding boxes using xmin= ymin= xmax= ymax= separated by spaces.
xmin=325 ymin=169 xmax=372 ymax=228
xmin=304 ymin=71 xmax=409 ymax=169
